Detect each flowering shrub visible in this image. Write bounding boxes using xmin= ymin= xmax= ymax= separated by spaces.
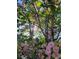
xmin=17 ymin=0 xmax=61 ymax=59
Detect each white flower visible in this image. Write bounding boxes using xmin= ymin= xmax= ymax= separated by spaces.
xmin=40 ymin=7 xmax=44 ymax=12
xmin=23 ymin=32 xmax=30 ymax=36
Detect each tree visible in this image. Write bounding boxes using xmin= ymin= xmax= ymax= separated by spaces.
xmin=17 ymin=0 xmax=61 ymax=59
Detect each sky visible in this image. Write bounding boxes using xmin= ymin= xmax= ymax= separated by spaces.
xmin=17 ymin=0 xmax=22 ymax=5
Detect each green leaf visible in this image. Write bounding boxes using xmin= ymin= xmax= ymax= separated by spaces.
xmin=36 ymin=1 xmax=42 ymax=7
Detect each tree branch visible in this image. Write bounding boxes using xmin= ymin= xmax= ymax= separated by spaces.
xmin=32 ymin=3 xmax=46 ymax=37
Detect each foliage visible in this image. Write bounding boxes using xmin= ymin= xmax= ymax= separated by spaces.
xmin=17 ymin=0 xmax=61 ymax=59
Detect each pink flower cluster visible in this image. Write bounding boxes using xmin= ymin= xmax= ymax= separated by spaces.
xmin=45 ymin=42 xmax=59 ymax=59
xmin=45 ymin=42 xmax=54 ymax=59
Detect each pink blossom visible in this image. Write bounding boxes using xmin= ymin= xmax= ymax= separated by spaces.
xmin=53 ymin=44 xmax=59 ymax=59
xmin=48 ymin=42 xmax=54 ymax=48
xmin=45 ymin=42 xmax=54 ymax=59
